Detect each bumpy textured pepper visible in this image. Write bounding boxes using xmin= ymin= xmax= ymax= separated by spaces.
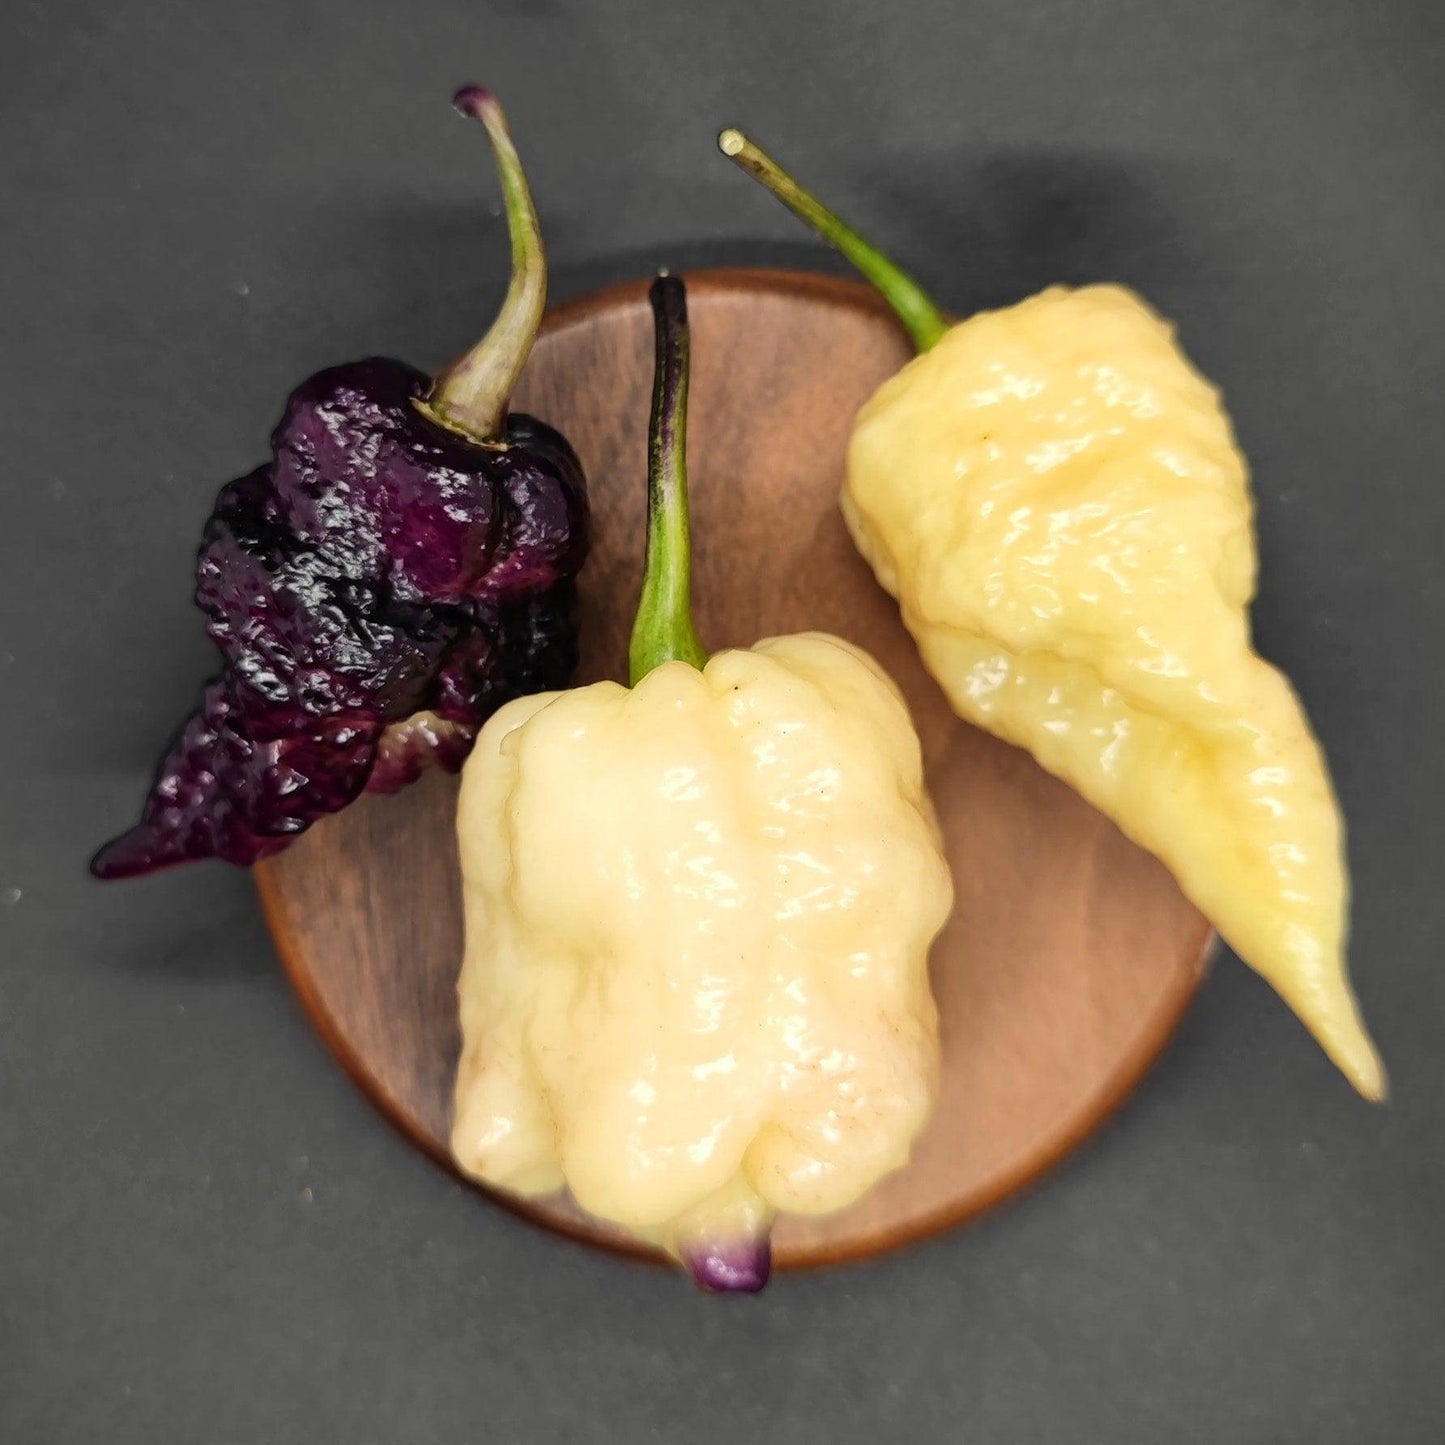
xmin=451 ymin=278 xmax=953 ymax=1290
xmin=92 ymin=89 xmax=588 ymax=879
xmin=720 ymin=129 xmax=1383 ymax=1100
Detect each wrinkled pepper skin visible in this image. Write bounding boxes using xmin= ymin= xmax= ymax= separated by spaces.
xmin=451 ymin=634 xmax=953 ymax=1276
xmin=845 ymin=283 xmax=1383 ymax=1099
xmin=92 ymin=359 xmax=587 ymax=878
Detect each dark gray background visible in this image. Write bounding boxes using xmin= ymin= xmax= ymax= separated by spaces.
xmin=3 ymin=1 xmax=1442 ymax=1440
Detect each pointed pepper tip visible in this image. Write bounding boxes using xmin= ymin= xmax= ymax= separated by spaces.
xmin=90 ymin=827 xmax=174 ymax=881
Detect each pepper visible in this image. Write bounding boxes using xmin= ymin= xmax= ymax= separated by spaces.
xmin=91 ymin=89 xmax=588 ymax=879
xmin=450 ymin=277 xmax=954 ymax=1291
xmin=719 ymin=129 xmax=1384 ymax=1100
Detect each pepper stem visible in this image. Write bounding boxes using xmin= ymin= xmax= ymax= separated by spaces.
xmin=422 ymin=87 xmax=547 ymax=442
xmin=717 ymin=128 xmax=949 ymax=353
xmin=628 ymin=276 xmax=708 ymax=686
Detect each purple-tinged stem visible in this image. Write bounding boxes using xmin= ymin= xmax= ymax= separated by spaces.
xmin=423 ymin=88 xmax=547 ymax=442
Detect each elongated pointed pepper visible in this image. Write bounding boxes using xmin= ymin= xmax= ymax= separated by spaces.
xmin=92 ymin=90 xmax=588 ymax=879
xmin=450 ymin=276 xmax=954 ymax=1291
xmin=719 ymin=128 xmax=1384 ymax=1098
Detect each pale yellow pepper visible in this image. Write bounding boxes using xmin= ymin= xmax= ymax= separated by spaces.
xmin=721 ymin=131 xmax=1383 ymax=1100
xmin=451 ymin=279 xmax=953 ymax=1290
xmin=451 ymin=634 xmax=951 ymax=1281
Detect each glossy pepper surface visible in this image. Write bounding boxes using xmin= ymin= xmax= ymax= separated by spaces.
xmin=450 ymin=278 xmax=953 ymax=1291
xmin=720 ymin=130 xmax=1383 ymax=1100
xmin=93 ymin=90 xmax=587 ymax=879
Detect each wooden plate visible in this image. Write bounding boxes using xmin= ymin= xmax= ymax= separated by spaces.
xmin=255 ymin=268 xmax=1213 ymax=1272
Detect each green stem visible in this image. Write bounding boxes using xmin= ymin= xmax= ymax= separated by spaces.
xmin=629 ymin=276 xmax=708 ymax=685
xmin=717 ymin=128 xmax=949 ymax=353
xmin=422 ymin=87 xmax=547 ymax=442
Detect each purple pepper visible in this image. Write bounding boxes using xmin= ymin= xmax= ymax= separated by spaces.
xmin=93 ymin=88 xmax=588 ymax=880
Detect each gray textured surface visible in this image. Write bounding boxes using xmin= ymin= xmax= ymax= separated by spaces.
xmin=3 ymin=1 xmax=1443 ymax=1440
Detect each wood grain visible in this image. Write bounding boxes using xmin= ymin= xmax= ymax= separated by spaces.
xmin=255 ymin=269 xmax=1214 ymax=1272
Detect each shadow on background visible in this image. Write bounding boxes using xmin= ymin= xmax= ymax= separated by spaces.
xmin=105 ymin=887 xmax=276 ymax=979
xmin=858 ymin=147 xmax=1226 ymax=315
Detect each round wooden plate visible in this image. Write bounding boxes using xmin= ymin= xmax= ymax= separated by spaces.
xmin=255 ymin=268 xmax=1214 ymax=1272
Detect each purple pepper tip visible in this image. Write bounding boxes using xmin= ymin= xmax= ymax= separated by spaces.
xmin=90 ymin=830 xmax=160 ymax=881
xmin=681 ymin=1235 xmax=772 ymax=1295
xmin=91 ymin=821 xmax=213 ymax=880
xmin=452 ymin=85 xmax=497 ymax=120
